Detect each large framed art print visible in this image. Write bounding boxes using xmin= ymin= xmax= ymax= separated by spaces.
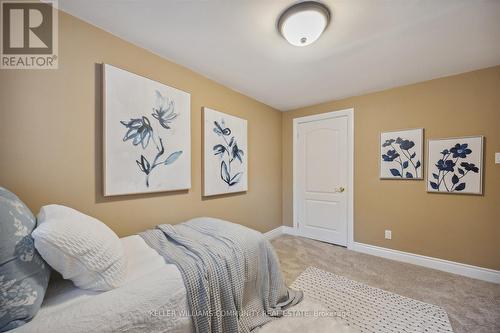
xmin=103 ymin=64 xmax=191 ymax=196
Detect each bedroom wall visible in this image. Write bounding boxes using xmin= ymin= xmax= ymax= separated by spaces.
xmin=282 ymin=66 xmax=500 ymax=270
xmin=0 ymin=10 xmax=283 ymax=236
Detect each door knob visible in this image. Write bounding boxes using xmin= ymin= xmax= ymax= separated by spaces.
xmin=336 ymin=187 xmax=345 ymax=193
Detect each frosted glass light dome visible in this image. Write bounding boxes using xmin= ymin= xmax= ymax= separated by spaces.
xmin=278 ymin=1 xmax=331 ymax=47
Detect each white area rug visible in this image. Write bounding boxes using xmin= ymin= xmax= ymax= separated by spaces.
xmin=288 ymin=267 xmax=454 ymax=333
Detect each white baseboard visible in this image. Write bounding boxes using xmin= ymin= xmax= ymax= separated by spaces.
xmin=282 ymin=226 xmax=298 ymax=236
xmin=263 ymin=226 xmax=285 ymax=240
xmin=264 ymin=226 xmax=500 ymax=284
xmin=263 ymin=226 xmax=297 ymax=240
xmin=351 ymin=242 xmax=500 ymax=284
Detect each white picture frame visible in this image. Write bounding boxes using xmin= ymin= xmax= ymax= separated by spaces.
xmin=380 ymin=128 xmax=424 ymax=180
xmin=103 ymin=64 xmax=191 ymax=196
xmin=203 ymin=107 xmax=248 ymax=196
xmin=427 ymin=136 xmax=483 ymax=195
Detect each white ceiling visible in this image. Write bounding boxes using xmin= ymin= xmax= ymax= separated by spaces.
xmin=59 ymin=0 xmax=500 ymax=111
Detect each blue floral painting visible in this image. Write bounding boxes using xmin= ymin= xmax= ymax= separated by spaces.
xmin=427 ymin=136 xmax=483 ymax=194
xmin=204 ymin=107 xmax=248 ymax=196
xmin=380 ymin=128 xmax=423 ymax=179
xmin=120 ymin=91 xmax=183 ymax=188
xmin=213 ymin=119 xmax=244 ymax=187
xmin=104 ymin=64 xmax=191 ymax=196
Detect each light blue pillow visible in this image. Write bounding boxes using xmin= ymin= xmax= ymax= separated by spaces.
xmin=0 ymin=187 xmax=51 ymax=332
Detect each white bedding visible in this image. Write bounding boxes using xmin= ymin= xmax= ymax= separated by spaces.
xmin=13 ymin=236 xmax=194 ymax=333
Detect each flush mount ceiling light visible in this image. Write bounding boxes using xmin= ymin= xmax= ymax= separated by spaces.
xmin=278 ymin=1 xmax=331 ymax=47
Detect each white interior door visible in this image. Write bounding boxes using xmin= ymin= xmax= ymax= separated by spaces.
xmin=295 ymin=113 xmax=350 ymax=246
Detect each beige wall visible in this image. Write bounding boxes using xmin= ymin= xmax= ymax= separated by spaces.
xmin=0 ymin=11 xmax=283 ymax=236
xmin=282 ymin=66 xmax=500 ymax=270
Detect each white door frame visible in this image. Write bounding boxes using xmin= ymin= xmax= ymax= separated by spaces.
xmin=292 ymin=108 xmax=354 ymax=249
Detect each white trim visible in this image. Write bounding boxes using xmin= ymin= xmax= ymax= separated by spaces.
xmin=292 ymin=108 xmax=355 ymax=248
xmin=263 ymin=226 xmax=298 ymax=240
xmin=351 ymin=242 xmax=500 ymax=284
xmin=263 ymin=226 xmax=285 ymax=240
xmin=282 ymin=226 xmax=298 ymax=236
xmin=265 ymin=227 xmax=500 ymax=284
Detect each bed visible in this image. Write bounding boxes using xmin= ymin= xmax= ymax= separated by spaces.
xmin=12 ymin=236 xmax=194 ymax=333
xmin=2 ymin=196 xmax=301 ymax=333
xmin=2 ymin=191 xmax=301 ymax=333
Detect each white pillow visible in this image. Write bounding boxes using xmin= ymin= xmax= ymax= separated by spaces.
xmin=32 ymin=205 xmax=127 ymax=291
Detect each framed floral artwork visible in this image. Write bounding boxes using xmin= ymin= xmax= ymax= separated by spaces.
xmin=203 ymin=107 xmax=247 ymax=196
xmin=380 ymin=128 xmax=423 ymax=179
xmin=427 ymin=136 xmax=483 ymax=195
xmin=103 ymin=64 xmax=191 ymax=196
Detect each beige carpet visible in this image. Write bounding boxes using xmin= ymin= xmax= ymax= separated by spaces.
xmin=271 ymin=235 xmax=500 ymax=333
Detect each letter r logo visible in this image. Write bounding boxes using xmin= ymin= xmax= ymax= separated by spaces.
xmin=2 ymin=1 xmax=53 ymax=54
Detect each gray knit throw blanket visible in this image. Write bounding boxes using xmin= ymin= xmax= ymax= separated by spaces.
xmin=140 ymin=217 xmax=303 ymax=333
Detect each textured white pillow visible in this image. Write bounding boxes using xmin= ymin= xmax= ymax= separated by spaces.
xmin=32 ymin=205 xmax=127 ymax=291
